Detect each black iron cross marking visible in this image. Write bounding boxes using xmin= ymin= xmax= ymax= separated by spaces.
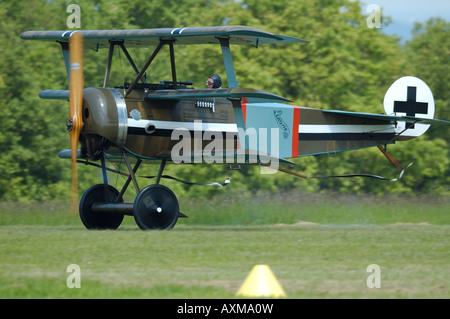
xmin=393 ymin=86 xmax=428 ymax=129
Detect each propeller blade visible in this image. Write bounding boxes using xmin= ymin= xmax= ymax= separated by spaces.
xmin=68 ymin=32 xmax=84 ymax=216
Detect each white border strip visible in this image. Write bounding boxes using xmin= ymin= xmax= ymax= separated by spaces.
xmin=298 ymin=124 xmax=394 ymax=134
xmin=128 ymin=120 xmax=403 ymax=136
xmin=128 ymin=119 xmax=238 ymax=133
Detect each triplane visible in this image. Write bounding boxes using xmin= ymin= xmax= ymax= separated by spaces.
xmin=21 ymin=26 xmax=449 ymax=230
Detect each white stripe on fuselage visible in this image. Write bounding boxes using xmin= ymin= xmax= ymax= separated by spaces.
xmin=298 ymin=124 xmax=394 ymax=134
xmin=127 ymin=118 xmax=238 ymax=133
xmin=128 ymin=119 xmax=402 ymax=135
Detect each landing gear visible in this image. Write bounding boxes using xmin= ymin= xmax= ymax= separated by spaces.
xmin=133 ymin=184 xmax=179 ymax=230
xmin=78 ymin=151 xmax=181 ymax=231
xmin=79 ymin=184 xmax=124 ymax=230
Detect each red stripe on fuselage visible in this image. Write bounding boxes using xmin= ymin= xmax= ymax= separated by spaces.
xmin=237 ymin=98 xmax=248 ymax=150
xmin=241 ymin=97 xmax=248 ymax=126
xmin=291 ymin=106 xmax=300 ymax=158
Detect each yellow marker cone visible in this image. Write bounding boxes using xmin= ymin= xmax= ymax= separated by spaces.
xmin=236 ymin=265 xmax=287 ymax=298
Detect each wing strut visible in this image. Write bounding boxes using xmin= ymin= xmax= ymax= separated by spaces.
xmin=103 ymin=41 xmax=115 ymax=87
xmin=219 ymin=38 xmax=238 ymax=88
xmin=117 ymin=42 xmax=145 ymax=82
xmin=125 ymin=40 xmax=165 ymax=97
xmin=169 ymin=42 xmax=177 ymax=89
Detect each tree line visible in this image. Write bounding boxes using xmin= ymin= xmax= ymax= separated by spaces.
xmin=0 ymin=0 xmax=448 ymax=201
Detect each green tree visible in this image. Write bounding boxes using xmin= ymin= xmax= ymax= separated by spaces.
xmin=0 ymin=1 xmax=69 ymax=200
xmin=403 ymin=18 xmax=450 ymax=194
xmin=405 ymin=18 xmax=450 ymax=139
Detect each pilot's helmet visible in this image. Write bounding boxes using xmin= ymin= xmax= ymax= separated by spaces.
xmin=209 ymin=74 xmax=222 ymax=88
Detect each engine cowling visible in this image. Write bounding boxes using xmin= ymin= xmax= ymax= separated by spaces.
xmin=81 ymin=87 xmax=128 ymax=159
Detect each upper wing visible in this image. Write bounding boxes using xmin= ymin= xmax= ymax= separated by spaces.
xmin=20 ymin=26 xmax=308 ymax=50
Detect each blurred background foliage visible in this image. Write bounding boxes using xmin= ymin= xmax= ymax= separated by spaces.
xmin=0 ymin=0 xmax=448 ymax=202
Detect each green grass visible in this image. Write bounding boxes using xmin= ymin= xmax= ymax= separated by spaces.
xmin=178 ymin=192 xmax=450 ymax=226
xmin=0 ymin=193 xmax=449 ymax=298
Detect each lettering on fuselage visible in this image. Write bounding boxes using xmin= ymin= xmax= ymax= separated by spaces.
xmin=273 ymin=110 xmax=290 ymax=139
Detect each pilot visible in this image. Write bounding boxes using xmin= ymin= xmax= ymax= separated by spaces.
xmin=206 ymin=74 xmax=222 ymax=88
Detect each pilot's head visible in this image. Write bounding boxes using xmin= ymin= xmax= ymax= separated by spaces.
xmin=206 ymin=74 xmax=222 ymax=88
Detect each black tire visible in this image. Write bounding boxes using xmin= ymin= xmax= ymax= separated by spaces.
xmin=133 ymin=185 xmax=179 ymax=230
xmin=79 ymin=184 xmax=124 ymax=230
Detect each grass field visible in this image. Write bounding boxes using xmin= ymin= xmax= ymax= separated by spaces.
xmin=0 ymin=193 xmax=449 ymax=299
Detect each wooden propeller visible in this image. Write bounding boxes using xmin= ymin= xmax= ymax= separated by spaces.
xmin=68 ymin=32 xmax=84 ymax=216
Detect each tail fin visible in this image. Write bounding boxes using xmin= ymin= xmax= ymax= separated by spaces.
xmin=383 ymin=76 xmax=434 ymax=140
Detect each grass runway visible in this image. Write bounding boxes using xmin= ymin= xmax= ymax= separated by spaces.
xmin=0 ymin=193 xmax=449 ymax=298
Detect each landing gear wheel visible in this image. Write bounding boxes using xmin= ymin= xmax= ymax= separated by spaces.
xmin=133 ymin=185 xmax=179 ymax=230
xmin=79 ymin=184 xmax=124 ymax=230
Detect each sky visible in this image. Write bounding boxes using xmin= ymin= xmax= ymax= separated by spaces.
xmin=360 ymin=0 xmax=450 ymax=41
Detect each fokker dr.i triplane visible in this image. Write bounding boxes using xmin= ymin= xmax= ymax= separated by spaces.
xmin=21 ymin=26 xmax=449 ymax=230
